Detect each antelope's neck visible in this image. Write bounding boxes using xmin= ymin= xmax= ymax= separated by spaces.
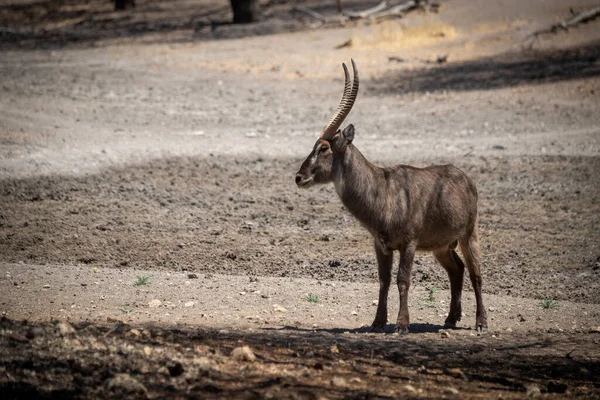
xmin=332 ymin=145 xmax=387 ymax=232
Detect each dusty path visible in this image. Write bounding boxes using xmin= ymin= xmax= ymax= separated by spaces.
xmin=1 ymin=0 xmax=600 ymax=398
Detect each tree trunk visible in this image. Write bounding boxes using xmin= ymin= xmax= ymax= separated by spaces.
xmin=230 ymin=0 xmax=261 ymax=24
xmin=114 ymin=0 xmax=135 ymax=11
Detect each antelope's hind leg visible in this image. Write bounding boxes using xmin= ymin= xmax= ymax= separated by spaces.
xmin=371 ymin=239 xmax=393 ymax=332
xmin=434 ymin=248 xmax=465 ymax=328
xmin=459 ymin=234 xmax=488 ymax=332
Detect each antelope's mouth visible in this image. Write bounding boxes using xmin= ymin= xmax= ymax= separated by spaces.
xmin=295 ymin=176 xmax=314 ymax=188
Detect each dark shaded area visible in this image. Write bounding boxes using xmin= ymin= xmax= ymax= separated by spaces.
xmin=372 ymin=41 xmax=600 ymax=94
xmin=1 ymin=154 xmax=599 ymax=304
xmin=114 ymin=0 xmax=135 ymax=11
xmin=230 ymin=0 xmax=261 ymax=24
xmin=0 ymin=317 xmax=598 ymax=398
xmin=0 ymin=0 xmax=380 ymax=50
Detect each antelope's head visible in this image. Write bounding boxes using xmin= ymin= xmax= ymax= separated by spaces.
xmin=295 ymin=60 xmax=359 ymax=188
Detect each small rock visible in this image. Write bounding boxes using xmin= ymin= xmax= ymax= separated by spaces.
xmin=403 ymin=384 xmax=417 ymax=393
xmin=330 ymin=344 xmax=339 ymax=353
xmin=351 ymin=310 xmax=358 ymax=316
xmin=331 ymin=377 xmax=347 ymax=388
xmin=524 ymin=383 xmax=541 ymax=397
xmin=193 ymin=356 xmax=217 ymax=372
xmin=444 ymin=386 xmax=459 ymax=395
xmin=8 ymin=332 xmax=29 ymax=343
xmin=148 ymin=299 xmax=162 ymax=308
xmin=56 ymin=322 xmax=75 ymax=336
xmin=273 ymin=304 xmax=287 ymax=313
xmin=157 ymin=366 xmax=170 ymax=376
xmin=143 ymin=346 xmax=152 ymax=356
xmin=488 ymin=306 xmax=496 ymax=312
xmin=350 ymin=377 xmax=362 ymax=383
xmin=129 ymin=329 xmax=141 ymax=337
xmin=184 ymin=301 xmax=195 ymax=308
xmin=187 ymin=273 xmax=198 ymax=279
xmin=440 ymin=331 xmax=451 ymax=338
xmin=231 ymin=346 xmax=256 ymax=362
xmin=446 ymin=368 xmax=466 ymax=380
xmin=81 ymin=283 xmax=87 ymax=287
xmin=106 ymin=374 xmax=147 ymax=396
xmin=590 ymin=326 xmax=600 ymax=333
xmin=43 ymin=284 xmax=50 ymax=289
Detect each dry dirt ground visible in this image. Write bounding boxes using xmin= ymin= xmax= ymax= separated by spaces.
xmin=1 ymin=0 xmax=600 ymax=398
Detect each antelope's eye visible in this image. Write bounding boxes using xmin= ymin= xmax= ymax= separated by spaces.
xmin=319 ymin=146 xmax=329 ymax=153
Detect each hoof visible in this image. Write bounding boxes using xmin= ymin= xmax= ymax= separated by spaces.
xmin=476 ymin=325 xmax=488 ymax=334
xmin=443 ymin=321 xmax=458 ymax=329
xmin=369 ymin=325 xmax=385 ymax=333
xmin=395 ymin=327 xmax=409 ymax=335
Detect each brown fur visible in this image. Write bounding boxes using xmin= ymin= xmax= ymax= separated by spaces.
xmin=296 ymin=124 xmax=487 ymax=333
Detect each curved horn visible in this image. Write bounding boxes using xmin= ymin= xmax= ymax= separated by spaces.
xmin=320 ymin=59 xmax=359 ymax=139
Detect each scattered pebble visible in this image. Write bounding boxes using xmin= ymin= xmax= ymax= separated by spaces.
xmin=273 ymin=305 xmax=287 ymax=313
xmin=446 ymin=368 xmax=466 ymax=380
xmin=148 ymin=299 xmax=162 ymax=308
xmin=403 ymin=384 xmax=417 ymax=393
xmin=187 ymin=273 xmax=198 ymax=279
xmin=525 ymin=383 xmax=541 ymax=397
xmin=444 ymin=386 xmax=460 ymax=395
xmin=106 ymin=374 xmax=147 ymax=396
xmin=56 ymin=322 xmax=75 ymax=337
xmin=331 ymin=377 xmax=347 ymax=388
xmin=231 ymin=346 xmax=256 ymax=362
xmin=440 ymin=331 xmax=451 ymax=338
xmin=184 ymin=301 xmax=195 ymax=307
xmin=8 ymin=332 xmax=29 ymax=343
xmin=43 ymin=285 xmax=50 ymax=289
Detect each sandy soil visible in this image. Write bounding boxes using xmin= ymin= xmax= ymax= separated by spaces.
xmin=1 ymin=0 xmax=600 ymax=398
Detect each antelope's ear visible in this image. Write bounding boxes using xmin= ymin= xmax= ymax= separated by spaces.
xmin=342 ymin=124 xmax=355 ymax=143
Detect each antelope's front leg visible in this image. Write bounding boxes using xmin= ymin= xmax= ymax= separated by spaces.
xmin=396 ymin=243 xmax=416 ymax=334
xmin=371 ymin=239 xmax=393 ymax=332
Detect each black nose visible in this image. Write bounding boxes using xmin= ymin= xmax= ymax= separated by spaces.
xmin=295 ymin=175 xmax=302 ymax=185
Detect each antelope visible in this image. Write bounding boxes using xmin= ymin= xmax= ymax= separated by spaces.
xmin=295 ymin=60 xmax=487 ymax=333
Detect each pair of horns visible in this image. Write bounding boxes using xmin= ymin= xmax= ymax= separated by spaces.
xmin=320 ymin=59 xmax=359 ymax=140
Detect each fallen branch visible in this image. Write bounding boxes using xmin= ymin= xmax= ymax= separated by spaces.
xmin=292 ymin=5 xmax=343 ymax=28
xmin=372 ymin=1 xmax=418 ymax=20
xmin=531 ymin=6 xmax=600 ymax=37
xmin=345 ymin=1 xmax=389 ymax=19
xmin=294 ymin=0 xmax=437 ymax=28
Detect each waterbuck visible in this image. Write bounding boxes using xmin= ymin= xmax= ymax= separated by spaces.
xmin=295 ymin=60 xmax=487 ymax=333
